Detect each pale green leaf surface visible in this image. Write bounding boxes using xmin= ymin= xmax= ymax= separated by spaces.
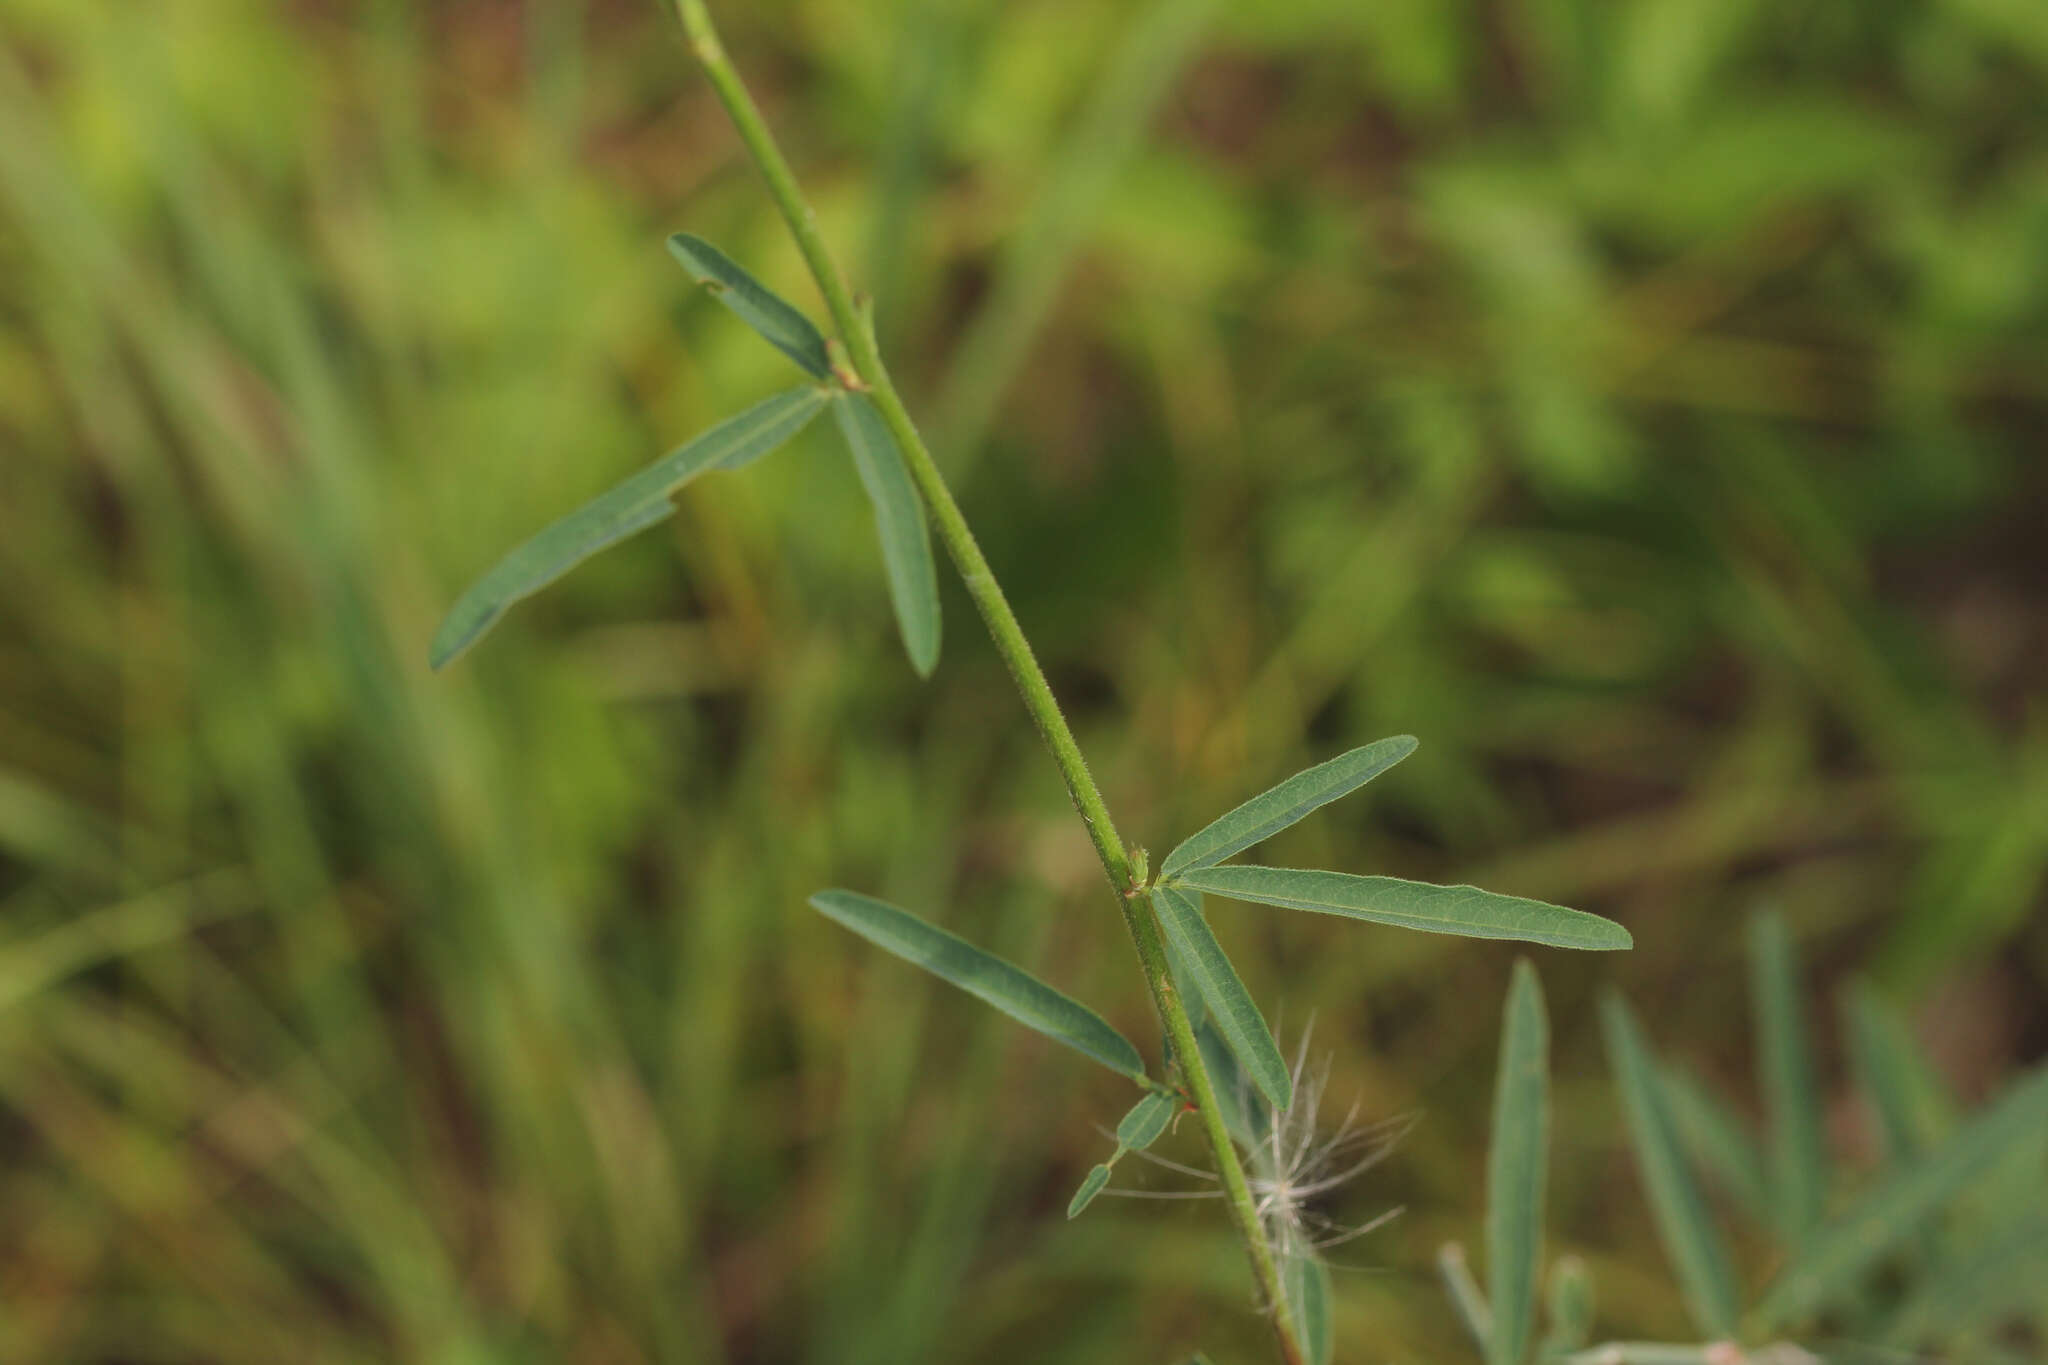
xmin=1150 ymin=885 xmax=1291 ymax=1111
xmin=1177 ymin=867 xmax=1632 ymax=952
xmin=1750 ymin=912 xmax=1824 ymax=1247
xmin=1487 ymin=960 xmax=1548 ymax=1365
xmin=1754 ymin=1061 xmax=2048 ymax=1332
xmin=832 ymin=392 xmax=941 ymax=676
xmin=1161 ymin=735 xmax=1418 ymax=877
xmin=430 ymin=386 xmax=827 ymax=669
xmin=1067 ymin=1163 xmax=1112 ymax=1218
xmin=1195 ymin=1017 xmax=1268 ymax=1148
xmin=1600 ymin=994 xmax=1742 ymax=1340
xmin=809 ymin=889 xmax=1144 ymax=1080
xmin=1116 ymin=1090 xmax=1177 ymax=1151
xmin=1285 ymin=1249 xmax=1334 ymax=1365
xmin=666 ymin=232 xmax=832 ymax=378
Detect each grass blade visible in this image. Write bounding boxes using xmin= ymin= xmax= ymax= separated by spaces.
xmin=1177 ymin=867 xmax=1632 ymax=952
xmin=1599 ymin=993 xmax=1742 ymax=1340
xmin=430 ymin=385 xmax=827 ymax=668
xmin=1439 ymin=1242 xmax=1494 ymax=1352
xmin=1284 ymin=1246 xmax=1334 ymax=1365
xmin=1540 ymin=1256 xmax=1594 ymax=1358
xmin=1116 ymin=1090 xmax=1177 ymax=1151
xmin=1752 ymin=1061 xmax=2048 ymax=1333
xmin=1160 ymin=735 xmax=1418 ymax=878
xmin=1150 ymin=885 xmax=1291 ymax=1111
xmin=666 ymin=232 xmax=832 ymax=378
xmin=1658 ymin=1061 xmax=1770 ymax=1225
xmin=832 ymin=392 xmax=941 ymax=677
xmin=1749 ymin=912 xmax=1824 ymax=1248
xmin=1487 ymin=961 xmax=1549 ymax=1365
xmin=1881 ymin=1206 xmax=2048 ymax=1346
xmin=1067 ymin=1163 xmax=1112 ymax=1218
xmin=809 ymin=889 xmax=1144 ymax=1080
xmin=1843 ymin=982 xmax=1953 ymax=1167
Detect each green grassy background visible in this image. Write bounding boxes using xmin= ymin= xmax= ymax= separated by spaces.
xmin=2 ymin=0 xmax=2044 ymax=1360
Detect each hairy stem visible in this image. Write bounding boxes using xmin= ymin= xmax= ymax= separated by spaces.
xmin=667 ymin=3 xmax=1304 ymax=1360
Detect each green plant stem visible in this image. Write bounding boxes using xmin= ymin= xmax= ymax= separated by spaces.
xmin=668 ymin=4 xmax=1304 ymax=1361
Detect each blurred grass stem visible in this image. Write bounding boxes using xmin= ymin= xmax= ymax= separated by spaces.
xmin=668 ymin=2 xmax=1304 ymax=1359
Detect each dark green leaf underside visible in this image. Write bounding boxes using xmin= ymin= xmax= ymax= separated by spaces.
xmin=666 ymin=232 xmax=832 ymax=378
xmin=1175 ymin=866 xmax=1632 ymax=952
xmin=809 ymin=889 xmax=1143 ymax=1080
xmin=832 ymin=392 xmax=941 ymax=677
xmin=1286 ymin=1250 xmax=1334 ymax=1365
xmin=430 ymin=386 xmax=827 ymax=669
xmin=1150 ymin=885 xmax=1291 ymax=1112
xmin=1162 ymin=735 xmax=1417 ymax=878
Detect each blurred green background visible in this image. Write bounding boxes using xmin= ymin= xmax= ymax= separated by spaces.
xmin=2 ymin=0 xmax=2045 ymax=1360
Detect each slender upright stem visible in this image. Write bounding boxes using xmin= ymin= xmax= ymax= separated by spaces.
xmin=668 ymin=4 xmax=1305 ymax=1361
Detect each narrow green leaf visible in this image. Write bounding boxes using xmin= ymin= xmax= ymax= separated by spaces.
xmin=1658 ymin=1061 xmax=1770 ymax=1224
xmin=1150 ymin=885 xmax=1291 ymax=1112
xmin=832 ymin=392 xmax=941 ymax=677
xmin=1487 ymin=961 xmax=1549 ymax=1365
xmin=666 ymin=232 xmax=832 ymax=378
xmin=1540 ymin=1256 xmax=1594 ymax=1359
xmin=1599 ymin=994 xmax=1742 ymax=1340
xmin=1843 ymin=982 xmax=1954 ymax=1167
xmin=1163 ymin=930 xmax=1207 ymax=1035
xmin=1116 ymin=1090 xmax=1177 ymax=1152
xmin=430 ymin=386 xmax=827 ymax=669
xmin=1177 ymin=867 xmax=1633 ymax=952
xmin=1284 ymin=1247 xmax=1334 ymax=1365
xmin=1160 ymin=735 xmax=1418 ymax=878
xmin=1439 ymin=1242 xmax=1494 ymax=1353
xmin=1749 ymin=912 xmax=1824 ymax=1248
xmin=809 ymin=889 xmax=1144 ymax=1080
xmin=1068 ymin=1163 xmax=1113 ymax=1218
xmin=1752 ymin=1061 xmax=2048 ymax=1332
xmin=1195 ymin=1017 xmax=1269 ymax=1148
xmin=1882 ymin=1207 xmax=2048 ymax=1346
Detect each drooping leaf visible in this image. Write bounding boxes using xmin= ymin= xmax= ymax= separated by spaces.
xmin=1284 ymin=1247 xmax=1334 ymax=1365
xmin=666 ymin=232 xmax=833 ymax=378
xmin=1067 ymin=1163 xmax=1113 ymax=1218
xmin=1600 ymin=993 xmax=1743 ymax=1340
xmin=1116 ymin=1090 xmax=1177 ymax=1151
xmin=1150 ymin=885 xmax=1291 ymax=1111
xmin=1749 ymin=912 xmax=1824 ymax=1248
xmin=832 ymin=392 xmax=941 ymax=677
xmin=1176 ymin=867 xmax=1632 ymax=952
xmin=809 ymin=889 xmax=1144 ymax=1080
xmin=1160 ymin=735 xmax=1418 ymax=878
xmin=1753 ymin=1061 xmax=2048 ymax=1332
xmin=1163 ymin=930 xmax=1207 ymax=1035
xmin=1658 ymin=1060 xmax=1770 ymax=1224
xmin=1486 ymin=961 xmax=1549 ymax=1365
xmin=430 ymin=386 xmax=827 ymax=669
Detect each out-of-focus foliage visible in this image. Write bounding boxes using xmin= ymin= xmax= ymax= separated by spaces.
xmin=0 ymin=0 xmax=2042 ymax=1362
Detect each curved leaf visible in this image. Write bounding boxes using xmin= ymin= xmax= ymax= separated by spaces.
xmin=666 ymin=232 xmax=832 ymax=378
xmin=1600 ymin=993 xmax=1742 ymax=1340
xmin=1487 ymin=960 xmax=1548 ymax=1365
xmin=809 ymin=889 xmax=1143 ymax=1080
xmin=1161 ymin=735 xmax=1417 ymax=878
xmin=430 ymin=386 xmax=827 ymax=669
xmin=1178 ymin=867 xmax=1632 ymax=952
xmin=1150 ymin=885 xmax=1291 ymax=1112
xmin=832 ymin=393 xmax=941 ymax=677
